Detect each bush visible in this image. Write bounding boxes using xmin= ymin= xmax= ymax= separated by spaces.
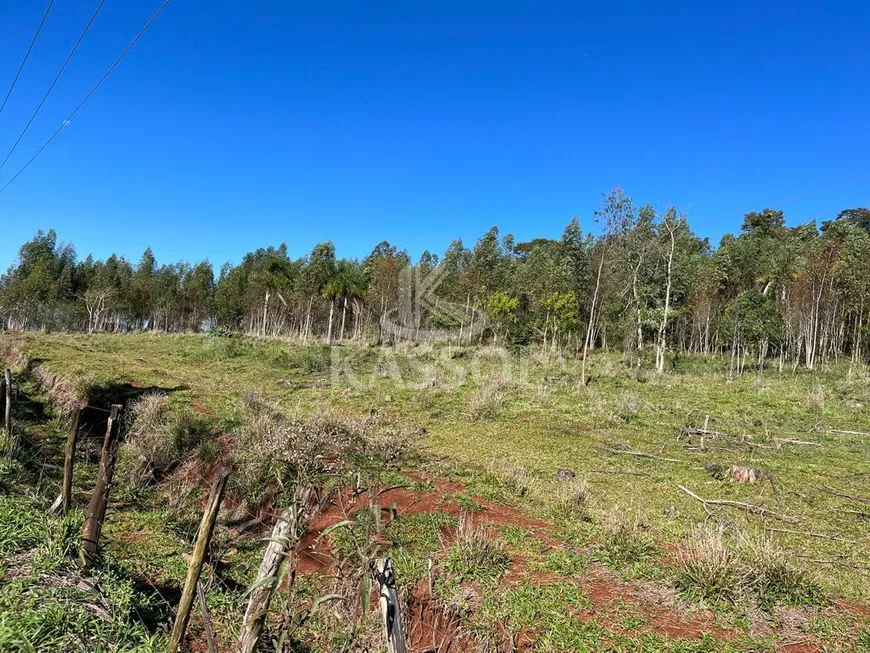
xmin=205 ymin=325 xmax=234 ymax=338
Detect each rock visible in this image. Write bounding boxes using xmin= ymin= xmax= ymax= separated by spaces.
xmin=726 ymin=465 xmax=767 ymax=484
xmin=555 ymin=468 xmax=576 ymax=481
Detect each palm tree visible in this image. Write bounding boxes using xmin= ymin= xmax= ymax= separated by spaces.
xmin=322 ymin=261 xmax=367 ymax=343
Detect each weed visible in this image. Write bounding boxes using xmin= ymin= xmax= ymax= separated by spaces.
xmin=548 ymin=477 xmax=590 ymax=523
xmin=542 ymin=548 xmax=589 ymax=576
xmin=444 ymin=491 xmax=485 ymax=512
xmin=675 ymin=526 xmax=746 ymax=607
xmin=596 ymin=517 xmax=656 ymax=569
xmin=444 ymin=517 xmax=511 ymax=583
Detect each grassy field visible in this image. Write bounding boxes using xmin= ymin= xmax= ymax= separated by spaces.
xmin=1 ymin=331 xmax=869 ymax=651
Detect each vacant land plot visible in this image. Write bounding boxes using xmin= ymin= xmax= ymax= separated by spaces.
xmin=1 ymin=332 xmax=868 ymax=652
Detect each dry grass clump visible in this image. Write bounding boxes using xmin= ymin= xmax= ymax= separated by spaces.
xmin=742 ymin=537 xmax=825 ymax=609
xmin=233 ymin=392 xmax=417 ymax=504
xmin=549 ymin=477 xmax=590 ymax=523
xmin=675 ymin=526 xmax=824 ymax=610
xmin=490 ymin=459 xmax=536 ymax=498
xmin=675 ymin=526 xmax=746 ymax=607
xmin=468 ymin=387 xmax=506 ymax=420
xmin=31 ymin=364 xmax=80 ymax=416
xmin=119 ymin=392 xmax=210 ymax=487
xmin=444 ymin=516 xmax=511 ymax=583
xmin=805 ymin=384 xmax=826 ymax=413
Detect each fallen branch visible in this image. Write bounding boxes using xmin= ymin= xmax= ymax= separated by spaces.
xmin=834 ymin=507 xmax=870 ymax=519
xmin=678 ymin=427 xmax=729 ymax=440
xmin=588 ymin=468 xmax=652 ymax=478
xmin=677 ymin=484 xmax=796 ymax=523
xmin=827 ymin=429 xmax=870 ymax=437
xmin=197 ymin=581 xmax=217 ymax=653
xmin=772 ymin=437 xmax=822 ymax=447
xmin=820 ymin=486 xmax=870 ymax=505
xmin=764 ymin=527 xmax=858 ymax=544
xmin=604 ymin=449 xmax=681 ymax=463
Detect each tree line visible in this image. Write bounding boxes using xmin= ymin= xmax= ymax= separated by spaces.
xmin=3 ymin=189 xmax=869 ymax=373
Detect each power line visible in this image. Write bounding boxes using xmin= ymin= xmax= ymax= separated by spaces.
xmin=0 ymin=0 xmax=172 ymax=196
xmin=0 ymin=0 xmax=108 ymax=173
xmin=0 ymin=0 xmax=56 ymax=115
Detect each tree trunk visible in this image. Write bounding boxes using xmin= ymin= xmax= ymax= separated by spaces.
xmin=326 ymin=300 xmax=335 ymax=344
xmin=656 ymin=218 xmax=676 ymax=375
xmin=339 ymin=296 xmax=348 ymax=340
xmin=581 ymin=251 xmax=606 ymax=385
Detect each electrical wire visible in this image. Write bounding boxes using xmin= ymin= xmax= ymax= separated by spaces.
xmin=0 ymin=0 xmax=108 ymax=172
xmin=0 ymin=0 xmax=172 ymax=195
xmin=0 ymin=0 xmax=56 ymax=115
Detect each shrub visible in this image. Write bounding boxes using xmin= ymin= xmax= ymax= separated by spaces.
xmin=205 ymin=325 xmax=233 ymax=338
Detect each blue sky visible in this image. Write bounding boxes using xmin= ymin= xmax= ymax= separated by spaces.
xmin=0 ymin=1 xmax=868 ymax=270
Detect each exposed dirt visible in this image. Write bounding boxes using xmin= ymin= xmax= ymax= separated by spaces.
xmin=290 ymin=475 xmax=757 ymax=648
xmin=166 ymin=464 xmax=858 ymax=653
xmin=406 ymin=577 xmax=479 ymax=653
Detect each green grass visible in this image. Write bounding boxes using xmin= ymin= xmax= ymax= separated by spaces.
xmin=2 ymin=332 xmax=869 ymax=651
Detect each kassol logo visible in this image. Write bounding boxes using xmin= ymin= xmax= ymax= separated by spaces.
xmin=380 ymin=264 xmax=487 ymax=342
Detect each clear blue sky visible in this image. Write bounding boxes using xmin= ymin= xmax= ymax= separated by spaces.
xmin=0 ymin=1 xmax=868 ymax=271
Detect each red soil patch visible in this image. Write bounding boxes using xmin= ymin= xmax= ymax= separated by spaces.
xmin=837 ymin=599 xmax=870 ymax=619
xmin=168 ymin=464 xmax=863 ymax=652
xmin=405 ymin=577 xmax=479 ymax=652
xmin=130 ymin=378 xmax=144 ymax=388
xmin=578 ymin=568 xmax=735 ymax=642
xmin=296 ymin=477 xmax=557 ymax=575
xmin=190 ymin=403 xmax=214 ymax=416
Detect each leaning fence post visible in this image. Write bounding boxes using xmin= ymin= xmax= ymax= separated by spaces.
xmin=81 ymin=404 xmax=122 ymax=569
xmin=236 ymin=486 xmax=315 ymax=653
xmin=3 ymin=368 xmax=12 ymax=457
xmin=169 ymin=469 xmax=229 ymax=653
xmin=370 ymin=557 xmax=408 ymax=653
xmin=61 ymin=406 xmax=81 ymax=515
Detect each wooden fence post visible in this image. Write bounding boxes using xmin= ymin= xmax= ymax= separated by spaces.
xmin=169 ymin=469 xmax=229 ymax=653
xmin=370 ymin=557 xmax=408 ymax=653
xmin=81 ymin=404 xmax=122 ymax=569
xmin=61 ymin=406 xmax=81 ymax=515
xmin=3 ymin=368 xmax=12 ymax=457
xmin=236 ymin=487 xmax=314 ymax=653
xmin=197 ymin=581 xmax=218 ymax=653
